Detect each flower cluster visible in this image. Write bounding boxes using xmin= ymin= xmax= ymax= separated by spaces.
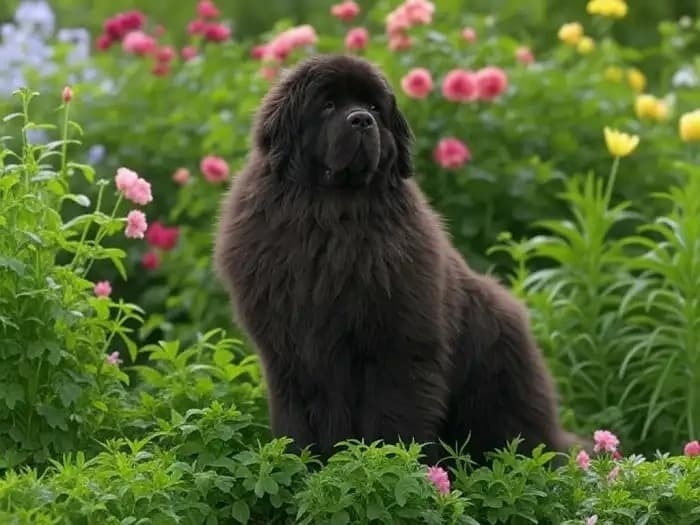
xmin=586 ymin=0 xmax=628 ymax=18
xmin=441 ymin=67 xmax=508 ymax=102
xmin=385 ymin=0 xmax=435 ymax=51
xmin=186 ymin=0 xmax=232 ymax=44
xmin=251 ymin=25 xmax=318 ymax=79
xmin=426 ymin=466 xmax=450 ymax=495
xmin=634 ymin=94 xmax=670 ymax=122
xmin=557 ymin=22 xmax=595 ymax=54
xmin=331 ymin=1 xmax=360 ymax=22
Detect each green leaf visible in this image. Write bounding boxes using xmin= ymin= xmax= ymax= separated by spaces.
xmin=61 ymin=193 xmax=91 ymax=207
xmin=1 ymin=382 xmax=24 ymax=409
xmin=330 ymin=510 xmax=350 ymax=525
xmin=231 ymin=500 xmax=250 ymax=524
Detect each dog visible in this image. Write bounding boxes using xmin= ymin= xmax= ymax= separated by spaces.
xmin=214 ymin=53 xmax=582 ymax=465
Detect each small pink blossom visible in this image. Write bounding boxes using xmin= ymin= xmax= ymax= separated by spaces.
xmin=122 ymin=30 xmax=156 ymax=56
xmin=474 ymin=66 xmax=508 ymax=101
xmin=155 ymin=45 xmax=176 ymax=63
xmin=141 ymin=251 xmax=160 ymax=270
xmin=96 ymin=34 xmax=113 ymax=51
xmin=197 ymin=0 xmax=220 ymax=19
xmin=153 ymin=24 xmax=166 ymax=37
xmin=401 ymin=68 xmax=433 ymax=99
xmin=386 ymin=9 xmax=411 ymax=35
xmin=515 ymin=46 xmax=534 ymax=65
xmin=461 ymin=27 xmax=477 ymax=42
xmin=200 ymin=155 xmax=230 ymax=183
xmin=124 ymin=177 xmax=153 ymax=205
xmin=593 ymin=430 xmax=620 ymax=454
xmin=93 ymin=280 xmax=112 ymax=298
xmin=181 ymin=46 xmax=198 ymax=61
xmin=388 ymin=33 xmax=413 ymax=51
xmin=684 ymin=440 xmax=700 ymax=457
xmin=585 ymin=516 xmax=598 ymax=525
xmin=62 ymin=86 xmax=73 ymax=103
xmin=426 ymin=466 xmax=450 ymax=494
xmin=145 ymin=221 xmax=180 ymax=251
xmin=204 ymin=23 xmax=231 ymax=42
xmin=115 ymin=167 xmax=138 ymax=192
xmin=125 ymin=210 xmax=147 ymax=239
xmin=286 ymin=24 xmax=318 ymax=47
xmin=345 ymin=27 xmax=369 ymax=50
xmin=331 ymin=1 xmax=360 ymax=22
xmin=151 ymin=62 xmax=170 ymax=77
xmin=251 ymin=44 xmax=267 ymax=60
xmin=105 ymin=351 xmax=122 ymax=365
xmin=442 ymin=69 xmax=477 ymax=102
xmin=172 ymin=167 xmax=191 ymax=185
xmin=403 ymin=0 xmax=434 ymax=25
xmin=188 ymin=19 xmax=207 ymax=36
xmin=576 ymin=449 xmax=591 ymax=470
xmin=433 ymin=138 xmax=471 ymax=169
xmin=607 ymin=465 xmax=621 ymax=482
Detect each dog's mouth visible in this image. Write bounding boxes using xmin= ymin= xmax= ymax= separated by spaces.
xmin=322 ymin=135 xmax=381 ymax=188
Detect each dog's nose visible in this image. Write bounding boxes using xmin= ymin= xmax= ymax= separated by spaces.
xmin=347 ymin=110 xmax=375 ymax=130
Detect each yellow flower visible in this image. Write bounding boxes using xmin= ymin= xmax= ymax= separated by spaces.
xmin=558 ymin=22 xmax=584 ymax=45
xmin=627 ymin=68 xmax=646 ymax=92
xmin=577 ymin=36 xmax=595 ymax=54
xmin=587 ymin=0 xmax=628 ymax=18
xmin=635 ymin=94 xmax=670 ymax=122
xmin=604 ymin=127 xmax=640 ymax=157
xmin=679 ymin=110 xmax=700 ymax=142
xmin=604 ymin=66 xmax=623 ymax=82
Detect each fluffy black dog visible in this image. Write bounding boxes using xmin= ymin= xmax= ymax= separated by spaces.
xmin=214 ymin=54 xmax=582 ymax=465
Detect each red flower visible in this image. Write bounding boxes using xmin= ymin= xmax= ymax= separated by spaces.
xmin=442 ymin=69 xmax=477 ymax=102
xmin=188 ymin=19 xmax=207 ymax=36
xmin=433 ymin=138 xmax=471 ymax=169
xmin=156 ymin=45 xmax=176 ymax=63
xmin=204 ymin=23 xmax=231 ymax=42
xmin=197 ymin=0 xmax=220 ymax=19
xmin=121 ymin=11 xmax=146 ymax=32
xmin=331 ymin=1 xmax=360 ymax=22
xmin=141 ymin=251 xmax=160 ymax=270
xmin=96 ymin=34 xmax=113 ymax=51
xmin=200 ymin=155 xmax=230 ymax=183
xmin=345 ymin=27 xmax=369 ymax=50
xmin=145 ymin=221 xmax=180 ymax=251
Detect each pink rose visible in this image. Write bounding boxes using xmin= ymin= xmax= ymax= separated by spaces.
xmin=345 ymin=27 xmax=369 ymax=50
xmin=684 ymin=440 xmax=700 ymax=457
xmin=141 ymin=251 xmax=160 ymax=270
xmin=172 ymin=167 xmax=191 ymax=185
xmin=122 ymin=30 xmax=156 ymax=56
xmin=204 ymin=23 xmax=231 ymax=42
xmin=515 ymin=46 xmax=534 ymax=65
xmin=442 ymin=69 xmax=477 ymax=102
xmin=576 ymin=449 xmax=590 ymax=470
xmin=200 ymin=155 xmax=230 ymax=183
xmin=93 ymin=280 xmax=112 ymax=297
xmin=433 ymin=138 xmax=471 ymax=169
xmin=388 ymin=33 xmax=413 ymax=51
xmin=474 ymin=66 xmax=508 ymax=100
xmin=461 ymin=27 xmax=477 ymax=42
xmin=401 ymin=68 xmax=433 ymax=99
xmin=125 ymin=210 xmax=147 ymax=239
xmin=593 ymin=430 xmax=620 ymax=454
xmin=197 ymin=0 xmax=220 ymax=19
xmin=331 ymin=1 xmax=360 ymax=22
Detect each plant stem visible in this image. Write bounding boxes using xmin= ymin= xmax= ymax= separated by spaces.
xmin=82 ymin=193 xmax=124 ymax=278
xmin=603 ymin=156 xmax=620 ymax=210
xmin=60 ymin=101 xmax=70 ymax=180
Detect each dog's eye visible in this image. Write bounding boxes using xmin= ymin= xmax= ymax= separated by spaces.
xmin=368 ymin=104 xmax=378 ymax=112
xmin=323 ymin=101 xmax=335 ymax=111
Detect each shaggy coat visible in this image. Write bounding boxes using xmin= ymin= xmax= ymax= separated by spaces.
xmin=214 ymin=54 xmax=580 ymax=465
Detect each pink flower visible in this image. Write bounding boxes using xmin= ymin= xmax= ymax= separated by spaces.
xmin=331 ymin=1 xmax=360 ymax=22
xmin=401 ymin=68 xmax=433 ymax=99
xmin=125 ymin=210 xmax=148 ymax=239
xmin=105 ymin=351 xmax=122 ymax=365
xmin=104 ymin=17 xmax=127 ymax=40
xmin=433 ymin=138 xmax=471 ymax=169
xmin=474 ymin=66 xmax=508 ymax=101
xmin=593 ymin=430 xmax=620 ymax=454
xmin=181 ymin=46 xmax=198 ymax=61
xmin=684 ymin=440 xmax=700 ymax=457
xmin=442 ymin=69 xmax=477 ymax=102
xmin=607 ymin=465 xmax=621 ymax=482
xmin=141 ymin=251 xmax=160 ymax=270
xmin=286 ymin=25 xmax=318 ymax=47
xmin=62 ymin=86 xmax=73 ymax=103
xmin=188 ymin=19 xmax=207 ymax=36
xmin=145 ymin=221 xmax=180 ymax=251
xmin=122 ymin=31 xmax=156 ymax=56
xmin=515 ymin=46 xmax=534 ymax=65
xmin=151 ymin=62 xmax=170 ymax=77
xmin=426 ymin=466 xmax=450 ymax=494
xmin=121 ymin=11 xmax=146 ymax=32
xmin=204 ymin=23 xmax=231 ymax=42
xmin=576 ymin=449 xmax=591 ymax=470
xmin=461 ymin=27 xmax=477 ymax=42
xmin=96 ymin=34 xmax=113 ymax=51
xmin=585 ymin=516 xmax=598 ymax=525
xmin=153 ymin=24 xmax=166 ymax=37
xmin=200 ymin=155 xmax=230 ymax=183
xmin=389 ymin=33 xmax=413 ymax=51
xmin=403 ymin=0 xmax=435 ymax=25
xmin=93 ymin=280 xmax=112 ymax=297
xmin=172 ymin=167 xmax=191 ymax=185
xmin=345 ymin=27 xmax=369 ymax=50
xmin=115 ymin=167 xmax=138 ymax=192
xmin=156 ymin=45 xmax=176 ymax=63
xmin=124 ymin=177 xmax=153 ymax=205
xmin=251 ymin=44 xmax=267 ymax=60
xmin=386 ymin=9 xmax=411 ymax=35
xmin=197 ymin=0 xmax=220 ymax=19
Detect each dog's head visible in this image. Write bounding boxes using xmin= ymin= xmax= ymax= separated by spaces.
xmin=254 ymin=54 xmax=413 ymax=189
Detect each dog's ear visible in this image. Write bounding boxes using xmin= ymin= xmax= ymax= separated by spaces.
xmin=388 ymin=93 xmax=414 ymax=178
xmin=254 ymin=71 xmax=305 ymax=174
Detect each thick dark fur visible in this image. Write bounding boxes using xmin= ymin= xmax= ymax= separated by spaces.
xmin=214 ymin=54 xmax=582 ymax=465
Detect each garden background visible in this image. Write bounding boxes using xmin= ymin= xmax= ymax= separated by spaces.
xmin=1 ymin=0 xmax=700 ymax=523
